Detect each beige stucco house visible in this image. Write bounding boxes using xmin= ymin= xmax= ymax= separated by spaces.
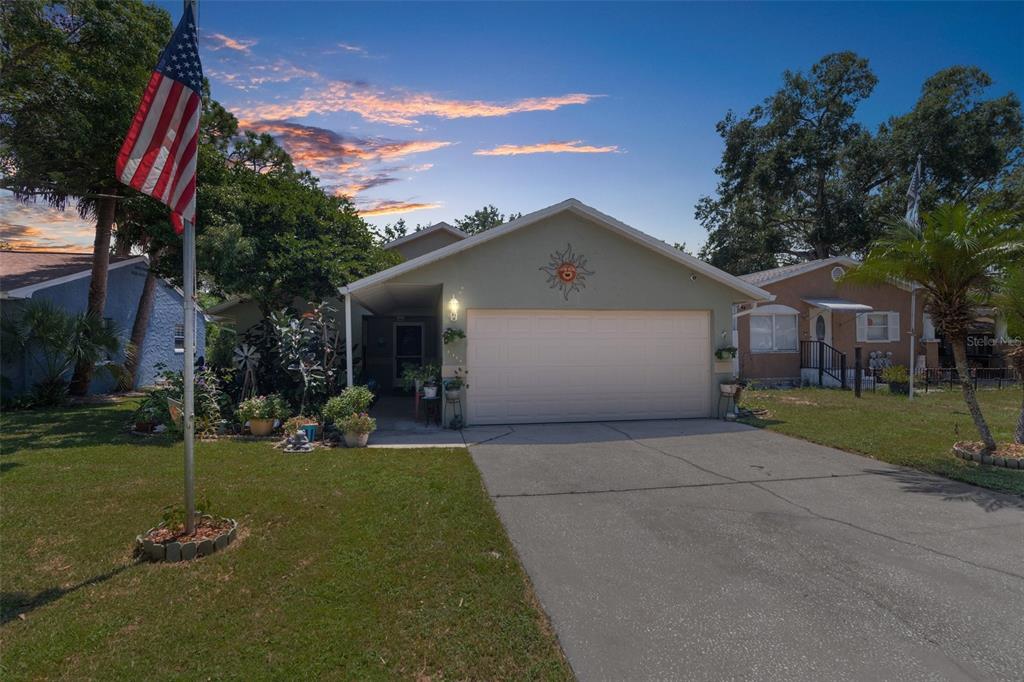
xmin=338 ymin=198 xmax=772 ymax=424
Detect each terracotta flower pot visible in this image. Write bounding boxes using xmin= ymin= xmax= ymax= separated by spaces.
xmin=249 ymin=418 xmax=275 ymax=436
xmin=344 ymin=431 xmax=370 ymax=448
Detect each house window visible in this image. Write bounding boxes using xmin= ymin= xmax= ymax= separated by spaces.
xmin=857 ymin=311 xmax=900 ymax=343
xmin=865 ymin=313 xmax=889 ymax=341
xmin=831 ymin=266 xmax=845 ymax=281
xmin=750 ymin=314 xmax=798 ymax=352
xmin=174 ymin=324 xmax=185 ymax=352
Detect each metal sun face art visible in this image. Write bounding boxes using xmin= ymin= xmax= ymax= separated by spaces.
xmin=540 ymin=243 xmax=595 ymax=300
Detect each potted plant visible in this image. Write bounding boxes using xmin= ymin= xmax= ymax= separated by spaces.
xmin=323 ymin=385 xmax=374 ymax=423
xmin=715 ymin=346 xmax=738 ymax=360
xmin=238 ymin=394 xmax=290 ymax=436
xmin=284 ymin=415 xmax=318 ymax=440
xmin=133 ymin=393 xmax=164 ymax=433
xmin=338 ymin=412 xmax=376 ymax=447
xmin=445 ymin=367 xmax=469 ymax=400
xmin=881 ymin=365 xmax=910 ymax=395
xmin=400 ymin=363 xmax=425 ymax=393
xmin=442 ymin=327 xmax=466 ymax=345
xmin=413 ymin=363 xmax=440 ymax=398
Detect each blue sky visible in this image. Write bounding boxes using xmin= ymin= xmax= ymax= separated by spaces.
xmin=4 ymin=1 xmax=1022 ymax=251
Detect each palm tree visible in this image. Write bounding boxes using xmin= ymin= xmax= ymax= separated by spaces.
xmin=849 ymin=204 xmax=1023 ymax=452
xmin=1 ymin=300 xmax=125 ymax=405
xmin=993 ymin=266 xmax=1024 ymax=444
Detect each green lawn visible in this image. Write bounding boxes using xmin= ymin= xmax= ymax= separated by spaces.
xmin=740 ymin=386 xmax=1024 ymax=495
xmin=0 ymin=401 xmax=570 ymax=680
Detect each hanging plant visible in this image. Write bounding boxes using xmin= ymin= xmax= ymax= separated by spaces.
xmin=443 ymin=327 xmax=466 ymax=345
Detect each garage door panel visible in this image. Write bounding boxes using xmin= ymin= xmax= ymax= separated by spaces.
xmin=466 ymin=309 xmax=710 ymax=424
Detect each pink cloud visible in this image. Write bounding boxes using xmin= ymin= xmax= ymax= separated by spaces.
xmin=474 ymin=140 xmax=620 ymax=156
xmin=234 ymin=82 xmax=601 ymax=126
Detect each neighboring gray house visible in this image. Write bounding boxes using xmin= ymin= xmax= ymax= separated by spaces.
xmin=1 ymin=250 xmax=206 ymax=395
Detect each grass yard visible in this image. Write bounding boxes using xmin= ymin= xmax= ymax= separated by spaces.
xmin=741 ymin=386 xmax=1024 ymax=495
xmin=0 ymin=401 xmax=570 ymax=680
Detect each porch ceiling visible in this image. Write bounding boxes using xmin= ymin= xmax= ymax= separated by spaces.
xmin=351 ymin=283 xmax=441 ymax=315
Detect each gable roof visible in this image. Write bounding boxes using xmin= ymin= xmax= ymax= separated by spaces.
xmin=343 ymin=198 xmax=773 ymax=301
xmin=1 ymin=251 xmax=144 ymax=298
xmin=383 ymin=221 xmax=467 ymax=251
xmin=739 ymin=256 xmax=860 ymax=287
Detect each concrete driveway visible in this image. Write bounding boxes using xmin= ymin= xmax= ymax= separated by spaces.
xmin=464 ymin=420 xmax=1024 ymax=681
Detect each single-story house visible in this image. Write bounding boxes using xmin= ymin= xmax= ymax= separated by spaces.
xmin=1 ymin=250 xmax=206 ymax=395
xmin=338 ymin=198 xmax=772 ymax=425
xmin=734 ymin=256 xmax=1009 ymax=387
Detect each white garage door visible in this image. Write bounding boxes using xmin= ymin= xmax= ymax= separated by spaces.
xmin=466 ymin=309 xmax=710 ymax=425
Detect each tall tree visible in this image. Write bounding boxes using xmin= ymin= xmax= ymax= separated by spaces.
xmin=848 ymin=204 xmax=1024 ymax=452
xmin=0 ymin=0 xmax=171 ymax=394
xmin=696 ymin=52 xmax=886 ymax=274
xmin=195 ymin=131 xmax=395 ymax=314
xmin=697 ymin=58 xmax=1023 ymax=275
xmin=873 ymin=66 xmax=1023 ymax=219
xmin=454 ymin=205 xmax=522 ymax=235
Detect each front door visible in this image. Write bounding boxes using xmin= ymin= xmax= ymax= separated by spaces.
xmin=394 ymin=323 xmax=424 ymax=380
xmin=810 ymin=308 xmax=833 ymax=345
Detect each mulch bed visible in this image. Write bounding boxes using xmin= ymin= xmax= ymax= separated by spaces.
xmin=145 ymin=517 xmax=234 ymax=544
xmin=953 ymin=441 xmax=1024 ymax=469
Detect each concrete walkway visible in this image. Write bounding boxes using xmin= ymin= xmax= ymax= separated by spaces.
xmin=467 ymin=419 xmax=1024 ymax=681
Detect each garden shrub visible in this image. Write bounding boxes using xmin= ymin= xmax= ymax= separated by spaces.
xmin=237 ymin=394 xmax=290 ymax=422
xmin=338 ymin=412 xmax=376 ymax=435
xmin=323 ymin=385 xmax=375 ymax=424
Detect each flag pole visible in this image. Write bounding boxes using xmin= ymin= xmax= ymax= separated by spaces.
xmin=182 ymin=0 xmax=197 ymax=534
xmin=183 ymin=217 xmax=196 ymax=533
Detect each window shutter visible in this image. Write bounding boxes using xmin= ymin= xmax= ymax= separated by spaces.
xmin=855 ymin=313 xmax=867 ymax=342
xmin=888 ymin=312 xmax=901 ymax=342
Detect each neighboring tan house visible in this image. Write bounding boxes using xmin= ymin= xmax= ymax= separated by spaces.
xmin=734 ymin=256 xmax=1009 ymax=387
xmin=0 ymin=250 xmax=206 ymax=395
xmin=336 ymin=198 xmax=772 ymax=424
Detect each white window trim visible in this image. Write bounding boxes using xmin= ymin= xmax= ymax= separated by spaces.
xmin=856 ymin=311 xmax=901 ymax=343
xmin=749 ymin=313 xmax=799 ymax=353
xmin=173 ymin=318 xmax=199 ymax=354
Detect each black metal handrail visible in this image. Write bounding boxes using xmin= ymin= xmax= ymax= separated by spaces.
xmin=800 ymin=340 xmax=848 ymax=389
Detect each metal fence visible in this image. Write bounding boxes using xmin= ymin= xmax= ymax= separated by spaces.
xmin=864 ymin=366 xmax=1020 ymax=392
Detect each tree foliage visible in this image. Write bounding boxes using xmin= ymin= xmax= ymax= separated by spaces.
xmin=0 ymin=0 xmax=171 ymax=208
xmin=1 ymin=299 xmax=124 ymax=405
xmin=698 ymin=54 xmax=1023 ymax=274
xmin=846 ymin=204 xmax=1024 ymax=451
xmin=454 ymin=205 xmax=522 ymax=235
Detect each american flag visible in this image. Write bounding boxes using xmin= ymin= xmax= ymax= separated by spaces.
xmin=116 ymin=4 xmax=203 ymax=233
xmin=905 ymin=154 xmax=923 ymax=230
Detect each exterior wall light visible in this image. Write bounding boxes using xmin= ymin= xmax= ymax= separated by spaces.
xmin=448 ymin=295 xmax=459 ymax=321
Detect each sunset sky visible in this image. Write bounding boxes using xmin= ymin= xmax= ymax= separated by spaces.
xmin=3 ymin=1 xmax=1022 ymax=252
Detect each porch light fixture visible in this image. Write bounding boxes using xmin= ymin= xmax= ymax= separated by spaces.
xmin=448 ymin=295 xmax=459 ymax=321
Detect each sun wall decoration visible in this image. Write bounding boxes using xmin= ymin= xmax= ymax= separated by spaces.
xmin=540 ymin=243 xmax=595 ymax=300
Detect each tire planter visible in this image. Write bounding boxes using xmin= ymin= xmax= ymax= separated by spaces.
xmin=136 ymin=517 xmax=238 ymax=563
xmin=249 ymin=418 xmax=275 ymax=436
xmin=952 ymin=443 xmax=1022 ymax=469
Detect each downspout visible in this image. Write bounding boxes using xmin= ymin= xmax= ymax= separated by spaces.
xmin=343 ymin=288 xmax=354 ymax=388
xmin=908 ymin=285 xmax=917 ymax=401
